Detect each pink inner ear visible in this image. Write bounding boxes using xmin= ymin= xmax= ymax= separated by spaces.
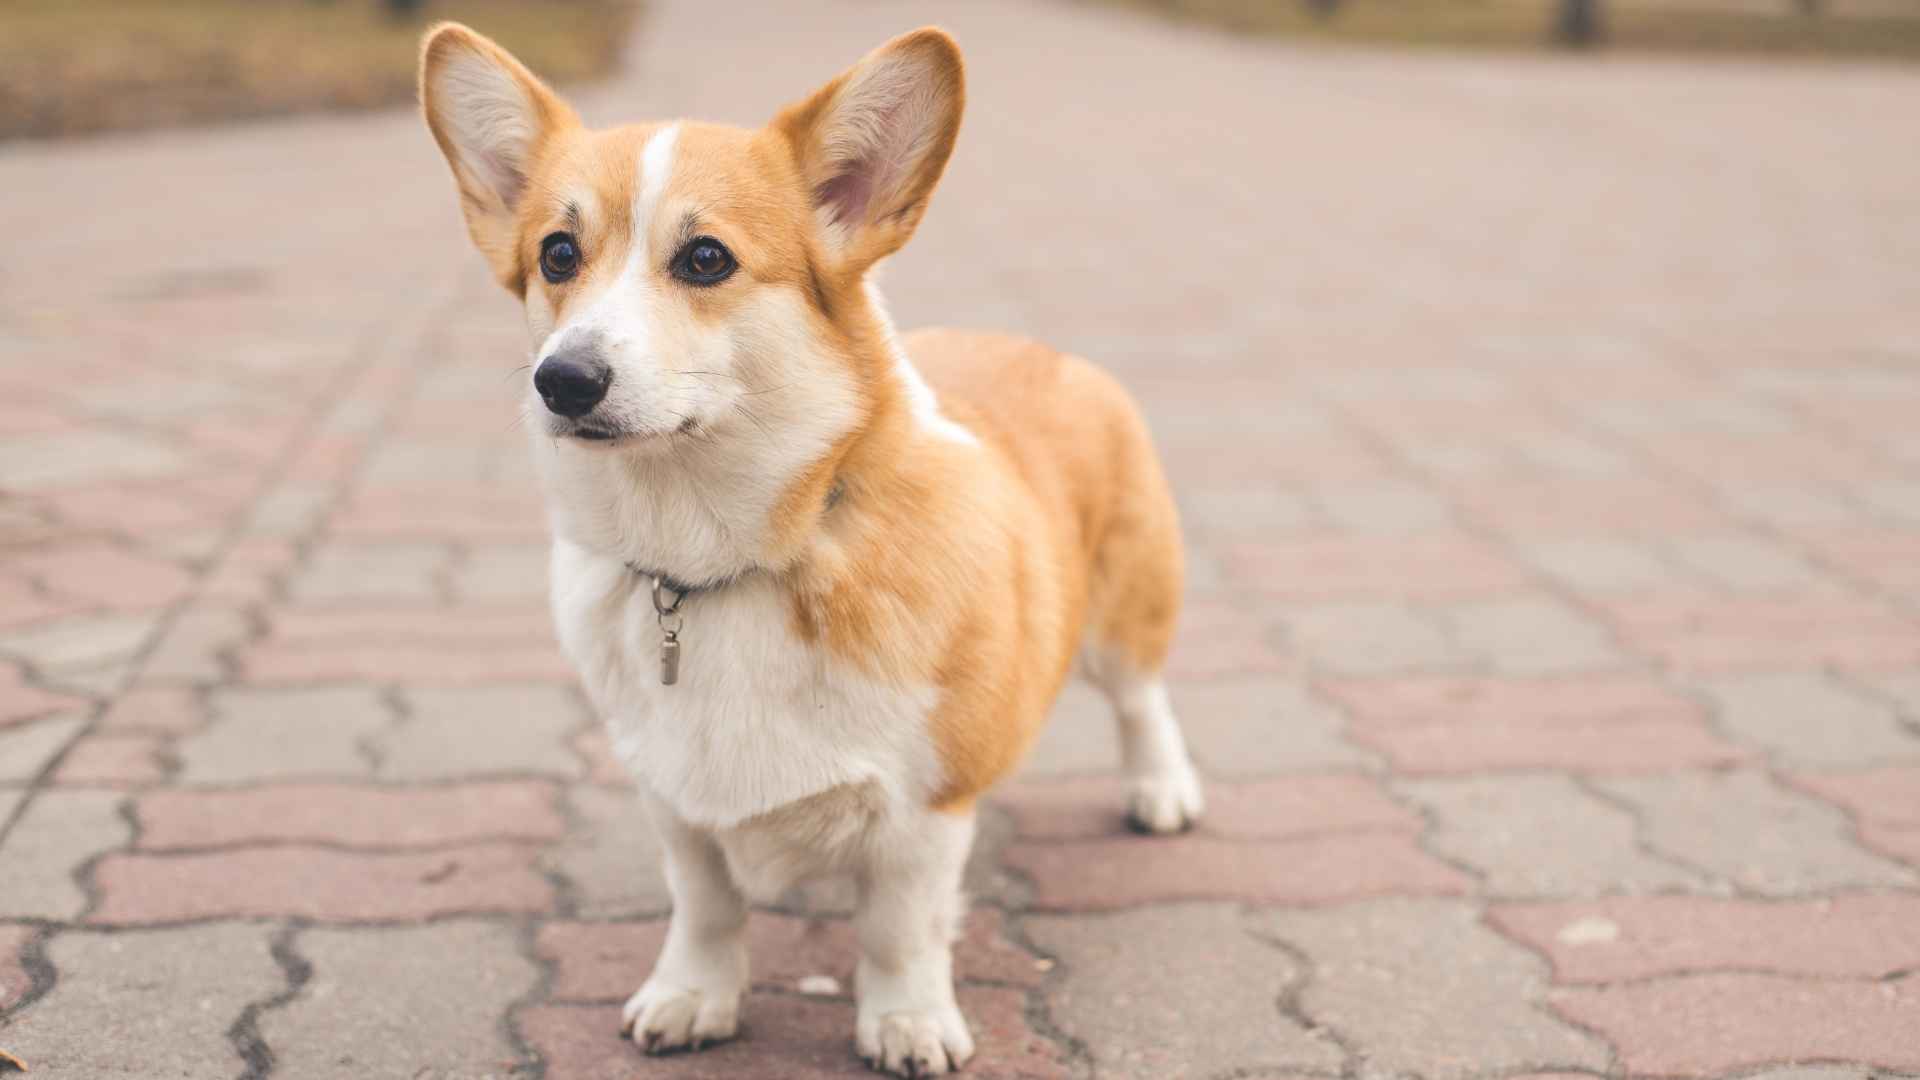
xmin=815 ymin=169 xmax=876 ymax=227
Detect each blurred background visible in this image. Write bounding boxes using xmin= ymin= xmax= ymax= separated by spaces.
xmin=4 ymin=0 xmax=1918 ymax=139
xmin=3 ymin=1 xmax=1918 ymax=1078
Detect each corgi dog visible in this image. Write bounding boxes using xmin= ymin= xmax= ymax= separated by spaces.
xmin=419 ymin=23 xmax=1202 ymax=1076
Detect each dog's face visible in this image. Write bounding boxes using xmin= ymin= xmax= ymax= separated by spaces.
xmin=420 ymin=24 xmax=964 ymax=455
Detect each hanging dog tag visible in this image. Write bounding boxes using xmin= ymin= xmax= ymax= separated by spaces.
xmin=660 ymin=633 xmax=681 ymax=685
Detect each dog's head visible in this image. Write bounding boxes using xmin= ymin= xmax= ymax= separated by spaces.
xmin=419 ymin=23 xmax=964 ymax=455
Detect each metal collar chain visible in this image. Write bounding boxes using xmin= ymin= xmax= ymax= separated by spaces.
xmin=651 ymin=575 xmax=686 ymax=685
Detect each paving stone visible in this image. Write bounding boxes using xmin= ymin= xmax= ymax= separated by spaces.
xmin=1314 ymin=483 xmax=1453 ymax=532
xmin=996 ymin=773 xmax=1416 ymax=841
xmin=0 ymin=924 xmax=280 ymax=1076
xmin=1787 ymin=763 xmax=1920 ymax=826
xmin=1026 ymin=903 xmax=1341 ymax=1078
xmin=0 ymin=429 xmax=189 ymax=492
xmin=1490 ymin=892 xmax=1920 ymax=982
xmin=90 ymin=843 xmax=552 ymax=924
xmin=264 ymin=604 xmax=554 ymax=648
xmin=0 ymin=611 xmax=159 ymax=673
xmin=1326 ymin=674 xmax=1746 ymax=775
xmin=545 ymin=784 xmax=670 ymax=918
xmin=261 ymin=921 xmax=537 ymax=1078
xmin=1401 ymin=774 xmax=1704 ymax=896
xmin=1517 ymin=537 xmax=1686 ymax=594
xmin=1224 ymin=535 xmax=1529 ymax=600
xmin=139 ymin=605 xmax=250 ymax=682
xmin=0 ymin=789 xmax=128 ymax=919
xmin=1164 ymin=598 xmax=1291 ymax=680
xmin=1551 ymin=974 xmax=1920 ymax=1075
xmin=12 ymin=543 xmax=196 ymax=610
xmin=0 ymin=662 xmax=82 ymax=727
xmin=289 ymin=541 xmax=452 ymax=603
xmin=540 ymin=908 xmax=1043 ymax=1004
xmin=1004 ymin=832 xmax=1469 ymax=910
xmin=0 ymin=712 xmax=85 ymax=783
xmin=379 ymin=684 xmax=584 ymax=779
xmin=1601 ymin=596 xmax=1920 ymax=673
xmin=1440 ymin=596 xmax=1625 ymax=674
xmin=176 ymin=686 xmax=388 ymax=782
xmin=241 ymin=641 xmax=573 ymax=684
xmin=1172 ymin=678 xmax=1373 ymax=773
xmin=95 ymin=685 xmax=204 ymax=734
xmin=521 ymin=987 xmax=1069 ymax=1080
xmin=0 ymin=922 xmax=35 ymax=1011
xmin=1251 ymin=898 xmax=1609 ymax=1079
xmin=137 ymin=780 xmax=564 ymax=849
xmin=1666 ymin=533 xmax=1823 ymax=591
xmin=1281 ymin=602 xmax=1467 ymax=675
xmin=1703 ymin=672 xmax=1920 ymax=767
xmin=1018 ymin=680 xmax=1121 ymax=776
xmin=451 ymin=542 xmax=549 ymax=602
xmin=1595 ymin=770 xmax=1916 ymax=893
xmin=51 ymin=732 xmax=167 ymax=786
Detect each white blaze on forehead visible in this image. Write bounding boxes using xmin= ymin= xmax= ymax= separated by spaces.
xmin=534 ymin=124 xmax=682 ymax=361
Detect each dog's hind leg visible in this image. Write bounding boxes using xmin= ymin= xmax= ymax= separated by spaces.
xmin=1085 ymin=646 xmax=1205 ymax=833
xmin=622 ymin=790 xmax=748 ymax=1054
xmin=853 ymin=807 xmax=976 ymax=1077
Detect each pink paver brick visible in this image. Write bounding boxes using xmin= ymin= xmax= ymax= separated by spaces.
xmin=136 ymin=781 xmax=565 ymax=849
xmin=13 ymin=543 xmax=196 ymax=609
xmin=0 ymin=575 xmax=89 ymax=631
xmin=1350 ymin=717 xmax=1749 ymax=774
xmin=0 ymin=923 xmax=34 ymax=1011
xmin=237 ymin=642 xmax=572 ymax=685
xmin=1322 ymin=674 xmax=1702 ymax=727
xmin=1551 ymin=974 xmax=1920 ymax=1076
xmin=1600 ymin=596 xmax=1920 ymax=673
xmin=89 ymin=844 xmax=553 ymax=924
xmin=521 ymin=988 xmax=1068 ymax=1080
xmin=0 ymin=663 xmax=81 ymax=727
xmin=1222 ymin=534 xmax=1530 ymax=599
xmin=539 ymin=909 xmax=1044 ymax=1003
xmin=1453 ymin=478 xmax=1729 ymax=536
xmin=1491 ymin=893 xmax=1920 ymax=982
xmin=1788 ymin=765 xmax=1920 ymax=825
xmin=96 ymin=686 xmax=204 ymax=734
xmin=265 ymin=604 xmax=553 ymax=646
xmin=332 ymin=489 xmax=548 ymax=541
xmin=994 ymin=773 xmax=1418 ymax=840
xmin=1003 ymin=832 xmax=1470 ymax=910
xmin=53 ymin=733 xmax=168 ymax=786
xmin=1323 ymin=674 xmax=1747 ymax=774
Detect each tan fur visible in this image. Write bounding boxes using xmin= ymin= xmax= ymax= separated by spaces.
xmin=419 ymin=23 xmax=1183 ymax=814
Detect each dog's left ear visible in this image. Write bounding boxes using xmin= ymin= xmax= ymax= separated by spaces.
xmin=774 ymin=28 xmax=965 ymax=272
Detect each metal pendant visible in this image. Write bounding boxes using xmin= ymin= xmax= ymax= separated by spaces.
xmin=660 ymin=633 xmax=681 ymax=686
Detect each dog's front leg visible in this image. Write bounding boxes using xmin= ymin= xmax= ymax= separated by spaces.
xmin=622 ymin=790 xmax=748 ymax=1054
xmin=854 ymin=807 xmax=976 ymax=1077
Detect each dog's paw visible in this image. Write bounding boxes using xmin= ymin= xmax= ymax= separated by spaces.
xmin=857 ymin=1004 xmax=974 ymax=1078
xmin=1126 ymin=764 xmax=1204 ymax=834
xmin=620 ymin=981 xmax=740 ymax=1054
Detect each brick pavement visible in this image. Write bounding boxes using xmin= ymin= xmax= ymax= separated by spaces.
xmin=4 ymin=1 xmax=1920 ymax=1076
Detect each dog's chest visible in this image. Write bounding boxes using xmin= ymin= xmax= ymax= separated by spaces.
xmin=549 ymin=541 xmax=943 ymax=829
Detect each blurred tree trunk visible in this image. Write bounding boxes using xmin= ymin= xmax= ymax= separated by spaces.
xmin=1796 ymin=0 xmax=1821 ymax=13
xmin=1306 ymin=0 xmax=1340 ymax=17
xmin=385 ymin=0 xmax=426 ymax=18
xmin=1556 ymin=0 xmax=1602 ymax=47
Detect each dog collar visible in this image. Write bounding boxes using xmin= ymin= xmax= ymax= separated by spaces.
xmin=624 ymin=480 xmax=843 ymax=687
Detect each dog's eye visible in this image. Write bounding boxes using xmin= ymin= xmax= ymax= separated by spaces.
xmin=539 ymin=232 xmax=581 ymax=284
xmin=672 ymin=237 xmax=736 ymax=286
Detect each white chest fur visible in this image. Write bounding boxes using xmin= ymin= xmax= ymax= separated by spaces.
xmin=548 ymin=539 xmax=945 ymax=831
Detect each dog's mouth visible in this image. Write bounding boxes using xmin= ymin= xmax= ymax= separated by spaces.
xmin=553 ymin=415 xmax=698 ymax=446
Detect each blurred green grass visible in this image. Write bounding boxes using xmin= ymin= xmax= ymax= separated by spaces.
xmin=1088 ymin=0 xmax=1920 ymax=58
xmin=0 ymin=0 xmax=638 ymax=141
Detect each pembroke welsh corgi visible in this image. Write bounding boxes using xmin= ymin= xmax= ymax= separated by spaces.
xmin=419 ymin=23 xmax=1202 ymax=1077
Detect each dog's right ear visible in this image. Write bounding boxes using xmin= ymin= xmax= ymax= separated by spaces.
xmin=419 ymin=23 xmax=577 ymax=290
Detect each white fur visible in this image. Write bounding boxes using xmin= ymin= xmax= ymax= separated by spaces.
xmin=549 ymin=539 xmax=945 ymax=832
xmin=866 ymin=282 xmax=976 ymax=446
xmin=1083 ymin=644 xmax=1204 ymax=833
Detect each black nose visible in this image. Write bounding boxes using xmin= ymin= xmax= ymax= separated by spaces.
xmin=533 ymin=350 xmax=612 ymax=418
